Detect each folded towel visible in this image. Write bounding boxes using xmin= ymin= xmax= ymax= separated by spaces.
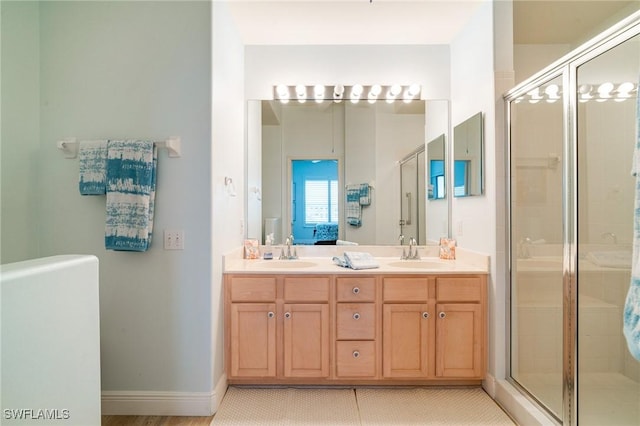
xmin=105 ymin=140 xmax=157 ymax=252
xmin=346 ymin=185 xmax=362 ymax=227
xmin=343 ymin=251 xmax=379 ymax=270
xmin=337 ymin=239 xmax=358 ymax=246
xmin=78 ymin=140 xmax=108 ymax=195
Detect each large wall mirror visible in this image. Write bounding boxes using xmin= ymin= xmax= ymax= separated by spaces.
xmin=453 ymin=112 xmax=484 ymax=197
xmin=246 ymin=99 xmax=450 ymax=246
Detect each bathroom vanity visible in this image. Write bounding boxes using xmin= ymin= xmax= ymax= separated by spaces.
xmin=223 ymin=248 xmax=488 ymax=386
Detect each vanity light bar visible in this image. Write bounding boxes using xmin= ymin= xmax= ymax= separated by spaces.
xmin=273 ymin=84 xmax=421 ymax=104
xmin=515 ymin=82 xmax=637 ymax=104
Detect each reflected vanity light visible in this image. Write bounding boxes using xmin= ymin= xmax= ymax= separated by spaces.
xmin=520 ymin=82 xmax=637 ymax=104
xmin=273 ymin=84 xmax=421 ymax=105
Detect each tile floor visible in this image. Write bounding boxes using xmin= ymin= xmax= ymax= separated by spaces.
xmin=211 ymin=386 xmax=516 ymax=425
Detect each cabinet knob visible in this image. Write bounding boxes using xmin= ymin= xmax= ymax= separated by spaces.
xmin=439 ymin=312 xmax=446 ymax=319
xmin=352 ymin=287 xmax=360 ymax=294
xmin=285 ymin=312 xmax=291 ymax=319
xmin=267 ymin=311 xmax=275 ymax=318
xmin=422 ymin=312 xmax=429 ymax=319
xmin=352 ymin=350 xmax=360 ymax=358
xmin=353 ymin=312 xmax=361 ymax=320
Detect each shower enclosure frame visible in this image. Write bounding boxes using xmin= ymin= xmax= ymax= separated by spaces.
xmin=504 ymin=12 xmax=640 ymax=425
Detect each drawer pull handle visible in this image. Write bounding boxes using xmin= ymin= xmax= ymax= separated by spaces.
xmin=268 ymin=311 xmax=275 ymax=318
xmin=352 ymin=287 xmax=360 ymax=294
xmin=353 ymin=312 xmax=361 ymax=320
xmin=422 ymin=312 xmax=429 ymax=319
xmin=285 ymin=312 xmax=291 ymax=319
xmin=439 ymin=312 xmax=446 ymax=319
xmin=353 ymin=351 xmax=360 ymax=358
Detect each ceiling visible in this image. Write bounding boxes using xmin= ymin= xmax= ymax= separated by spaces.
xmin=226 ymin=0 xmax=638 ymax=46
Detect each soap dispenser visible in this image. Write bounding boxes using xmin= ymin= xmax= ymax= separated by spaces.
xmin=263 ymin=233 xmax=274 ymax=260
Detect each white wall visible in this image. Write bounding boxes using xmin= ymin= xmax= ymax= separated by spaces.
xmin=245 ymin=45 xmax=450 ymax=101
xmin=2 ymin=0 xmax=220 ymax=415
xmin=450 ymin=1 xmax=501 ymax=385
xmin=0 ymin=1 xmax=41 ymax=263
xmin=212 ymin=0 xmax=246 ymax=400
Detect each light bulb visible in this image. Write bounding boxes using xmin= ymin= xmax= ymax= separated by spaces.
xmin=314 ymin=84 xmax=325 ymax=97
xmin=333 ymin=84 xmax=344 ymax=97
xmin=408 ymin=84 xmax=420 ymax=97
xmin=597 ymin=82 xmax=614 ymax=97
xmin=351 ymin=84 xmax=363 ymax=97
xmin=370 ymin=84 xmax=382 ymax=96
xmin=295 ymin=85 xmax=306 ymax=98
xmin=389 ymin=85 xmax=402 ymax=96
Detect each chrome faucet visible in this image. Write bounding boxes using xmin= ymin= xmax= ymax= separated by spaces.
xmin=279 ymin=234 xmax=298 ymax=260
xmin=407 ymin=237 xmax=420 ymax=260
xmin=518 ymin=237 xmax=532 ymax=259
xmin=400 ymin=236 xmax=420 ymax=260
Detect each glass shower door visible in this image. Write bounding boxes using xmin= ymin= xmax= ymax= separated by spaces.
xmin=576 ymin=33 xmax=640 ymax=426
xmin=509 ymin=75 xmax=565 ymax=420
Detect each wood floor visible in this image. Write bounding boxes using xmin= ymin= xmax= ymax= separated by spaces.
xmin=101 ymin=415 xmax=214 ymax=426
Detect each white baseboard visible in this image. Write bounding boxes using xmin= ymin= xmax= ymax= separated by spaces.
xmin=493 ymin=379 xmax=558 ymax=426
xmin=102 ymin=375 xmax=228 ymax=416
xmin=483 ymin=373 xmax=497 ymax=398
xmin=213 ymin=373 xmax=228 ymax=413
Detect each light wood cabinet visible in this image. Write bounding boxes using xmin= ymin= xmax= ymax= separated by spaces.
xmin=225 ymin=272 xmax=486 ymax=385
xmin=382 ymin=303 xmax=432 ymax=378
xmin=283 ymin=303 xmax=330 ymax=377
xmin=229 ymin=303 xmax=276 ymax=377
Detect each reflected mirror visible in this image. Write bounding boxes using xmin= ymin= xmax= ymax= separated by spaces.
xmin=453 ymin=112 xmax=483 ymax=196
xmin=246 ymin=99 xmax=450 ymax=245
xmin=427 ymin=134 xmax=446 ymax=200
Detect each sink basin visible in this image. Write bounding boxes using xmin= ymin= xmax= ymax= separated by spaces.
xmin=387 ymin=260 xmax=448 ymax=269
xmin=254 ymin=260 xmax=317 ymax=269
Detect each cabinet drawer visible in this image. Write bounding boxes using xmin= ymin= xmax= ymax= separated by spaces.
xmin=335 ymin=341 xmax=376 ymax=378
xmin=230 ymin=277 xmax=277 ymax=302
xmin=336 ymin=303 xmax=375 ymax=340
xmin=383 ymin=278 xmax=429 ymax=302
xmin=336 ymin=277 xmax=376 ymax=302
xmin=284 ymin=277 xmax=330 ymax=302
xmin=436 ymin=277 xmax=482 ymax=302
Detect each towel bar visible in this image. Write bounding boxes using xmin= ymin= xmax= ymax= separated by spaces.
xmin=57 ymin=136 xmax=181 ymax=158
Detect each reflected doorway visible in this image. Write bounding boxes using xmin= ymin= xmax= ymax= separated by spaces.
xmin=290 ymin=159 xmax=339 ymax=245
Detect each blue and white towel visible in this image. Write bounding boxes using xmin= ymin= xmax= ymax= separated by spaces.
xmin=359 ymin=183 xmax=371 ymax=206
xmin=105 ymin=140 xmax=157 ymax=252
xmin=78 ymin=140 xmax=108 ymax=195
xmin=624 ymin=81 xmax=640 ymax=361
xmin=346 ymin=185 xmax=362 ymax=227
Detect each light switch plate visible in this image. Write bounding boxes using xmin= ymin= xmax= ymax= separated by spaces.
xmin=164 ymin=230 xmax=184 ymax=250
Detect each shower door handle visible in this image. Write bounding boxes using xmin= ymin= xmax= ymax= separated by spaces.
xmin=405 ymin=192 xmax=412 ymax=225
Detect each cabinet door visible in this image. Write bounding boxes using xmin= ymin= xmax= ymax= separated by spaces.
xmin=230 ymin=303 xmax=276 ymax=377
xmin=383 ymin=303 xmax=431 ymax=378
xmin=283 ymin=304 xmax=330 ymax=378
xmin=436 ymin=303 xmax=483 ymax=378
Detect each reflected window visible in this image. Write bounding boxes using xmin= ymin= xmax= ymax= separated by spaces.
xmin=429 ymin=160 xmax=445 ymax=199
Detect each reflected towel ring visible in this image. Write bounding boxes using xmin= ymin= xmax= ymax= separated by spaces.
xmin=224 ymin=177 xmax=237 ymax=197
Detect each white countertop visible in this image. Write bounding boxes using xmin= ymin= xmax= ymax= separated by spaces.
xmin=223 ymin=245 xmax=489 ymax=275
